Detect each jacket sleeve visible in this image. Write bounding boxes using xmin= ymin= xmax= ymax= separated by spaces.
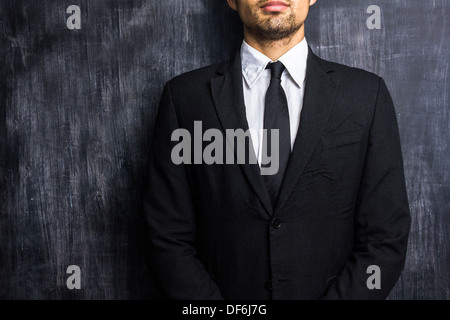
xmin=143 ymin=81 xmax=224 ymax=299
xmin=321 ymin=77 xmax=411 ymax=299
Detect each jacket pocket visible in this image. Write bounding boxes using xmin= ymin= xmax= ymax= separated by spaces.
xmin=326 ymin=275 xmax=337 ymax=284
xmin=321 ymin=129 xmax=364 ymax=150
xmin=210 ymin=274 xmax=222 ymax=285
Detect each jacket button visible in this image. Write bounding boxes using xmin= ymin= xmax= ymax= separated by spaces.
xmin=271 ymin=218 xmax=281 ymax=229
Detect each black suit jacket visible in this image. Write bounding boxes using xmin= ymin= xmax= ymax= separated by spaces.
xmin=143 ymin=47 xmax=411 ymax=299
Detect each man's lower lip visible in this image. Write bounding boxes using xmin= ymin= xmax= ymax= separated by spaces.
xmin=261 ymin=5 xmax=288 ymax=12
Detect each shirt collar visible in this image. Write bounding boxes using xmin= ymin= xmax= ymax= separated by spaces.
xmin=240 ymin=37 xmax=309 ymax=88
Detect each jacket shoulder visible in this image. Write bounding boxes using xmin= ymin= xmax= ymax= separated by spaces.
xmin=314 ymin=53 xmax=381 ymax=87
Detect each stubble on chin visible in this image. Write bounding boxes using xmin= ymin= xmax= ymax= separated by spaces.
xmin=246 ymin=9 xmax=302 ymax=42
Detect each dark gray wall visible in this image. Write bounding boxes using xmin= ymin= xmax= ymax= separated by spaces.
xmin=0 ymin=0 xmax=448 ymax=299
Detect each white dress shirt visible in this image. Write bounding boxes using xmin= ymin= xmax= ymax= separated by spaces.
xmin=240 ymin=38 xmax=308 ymax=166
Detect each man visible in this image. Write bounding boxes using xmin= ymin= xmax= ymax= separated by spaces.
xmin=144 ymin=0 xmax=411 ymax=299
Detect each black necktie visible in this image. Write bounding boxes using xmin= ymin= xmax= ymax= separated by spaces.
xmin=262 ymin=61 xmax=291 ymax=207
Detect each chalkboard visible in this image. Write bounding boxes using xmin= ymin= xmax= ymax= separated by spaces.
xmin=0 ymin=0 xmax=448 ymax=299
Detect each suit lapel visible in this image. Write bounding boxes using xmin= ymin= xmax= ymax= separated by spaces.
xmin=274 ymin=48 xmax=339 ymax=214
xmin=211 ymin=52 xmax=274 ymax=217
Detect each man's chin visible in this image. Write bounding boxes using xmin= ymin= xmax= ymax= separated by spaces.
xmin=261 ymin=22 xmax=292 ymax=35
xmin=258 ymin=16 xmax=286 ymax=28
xmin=252 ymin=23 xmax=301 ymax=41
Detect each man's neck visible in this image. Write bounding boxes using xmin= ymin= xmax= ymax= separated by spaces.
xmin=243 ymin=27 xmax=305 ymax=61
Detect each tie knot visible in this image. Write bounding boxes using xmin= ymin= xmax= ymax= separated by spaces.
xmin=267 ymin=61 xmax=285 ymax=80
